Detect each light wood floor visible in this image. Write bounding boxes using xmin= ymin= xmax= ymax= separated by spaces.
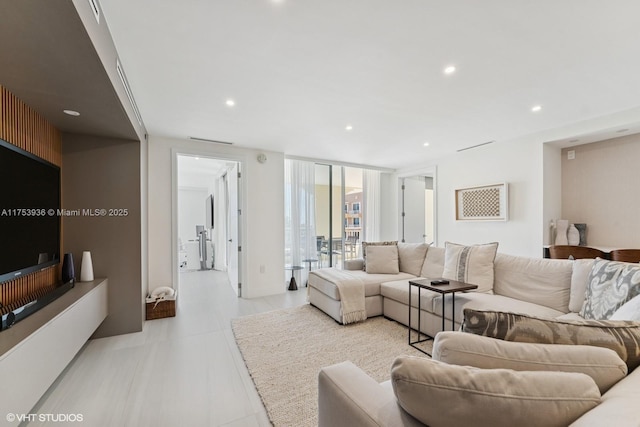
xmin=29 ymin=270 xmax=308 ymax=426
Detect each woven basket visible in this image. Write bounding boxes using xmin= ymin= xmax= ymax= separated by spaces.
xmin=146 ymin=299 xmax=176 ymax=320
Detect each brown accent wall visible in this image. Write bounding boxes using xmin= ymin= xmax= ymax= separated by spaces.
xmin=561 ymin=134 xmax=640 ymax=247
xmin=0 ymin=85 xmax=62 ymax=307
xmin=61 ymin=134 xmax=142 ymax=337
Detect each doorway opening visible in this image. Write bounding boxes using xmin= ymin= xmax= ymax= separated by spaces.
xmin=175 ymin=154 xmax=242 ymax=296
xmin=399 ymin=173 xmax=436 ymax=245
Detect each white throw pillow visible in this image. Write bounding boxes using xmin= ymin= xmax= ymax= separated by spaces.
xmin=569 ymin=259 xmax=595 ymax=312
xmin=364 ymin=245 xmax=399 ymax=274
xmin=391 ymin=356 xmax=600 ymax=427
xmin=610 ymin=294 xmax=640 ymax=321
xmin=442 ymin=242 xmax=498 ymax=292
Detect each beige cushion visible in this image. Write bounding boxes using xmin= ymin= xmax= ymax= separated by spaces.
xmin=580 ymin=258 xmax=640 ymax=320
xmin=391 ymin=356 xmax=600 ymax=427
xmin=309 ymin=269 xmax=413 ymax=299
xmin=570 ymin=259 xmax=595 ymax=312
xmin=397 ymin=242 xmax=429 ymax=276
xmin=433 ymin=331 xmax=627 ymax=393
xmin=493 ymin=253 xmax=572 ymax=313
xmin=434 ymin=292 xmax=565 ymax=322
xmin=420 ymin=246 xmax=445 ymax=278
xmin=463 ymin=308 xmax=640 ymax=371
xmin=380 ymin=279 xmax=440 ymax=308
xmin=442 ymin=241 xmax=498 ymax=293
xmin=365 ymin=245 xmax=399 ymax=274
xmin=361 ymin=240 xmax=397 ymax=270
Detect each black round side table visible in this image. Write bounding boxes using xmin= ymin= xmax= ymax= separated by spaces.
xmin=285 ymin=265 xmax=304 ymax=291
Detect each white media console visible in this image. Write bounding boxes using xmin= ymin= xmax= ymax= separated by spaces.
xmin=0 ymin=278 xmax=108 ymax=425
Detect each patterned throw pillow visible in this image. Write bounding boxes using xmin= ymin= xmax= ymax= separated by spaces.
xmin=442 ymin=242 xmax=498 ymax=292
xmin=361 ymin=241 xmax=397 ymax=270
xmin=462 ymin=308 xmax=640 ymax=371
xmin=580 ymin=258 xmax=640 ymax=320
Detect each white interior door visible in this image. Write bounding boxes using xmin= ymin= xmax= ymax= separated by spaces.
xmin=402 ymin=177 xmax=426 ymax=243
xmin=226 ymin=163 xmax=239 ymax=295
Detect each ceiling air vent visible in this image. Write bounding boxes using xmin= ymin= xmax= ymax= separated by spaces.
xmin=457 ymin=140 xmax=495 ymax=152
xmin=88 ymin=0 xmax=101 ymax=23
xmin=189 ymin=137 xmax=234 ymax=145
xmin=116 ymin=59 xmax=143 ymax=126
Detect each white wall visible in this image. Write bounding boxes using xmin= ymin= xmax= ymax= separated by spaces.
xmin=435 ymin=139 xmax=545 ymax=257
xmin=378 ymin=172 xmax=397 ymax=241
xmin=148 ymin=136 xmax=285 ymax=298
xmin=178 ymin=187 xmax=208 ymax=243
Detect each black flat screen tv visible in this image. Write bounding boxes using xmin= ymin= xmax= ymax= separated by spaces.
xmin=0 ymin=138 xmax=61 ymax=284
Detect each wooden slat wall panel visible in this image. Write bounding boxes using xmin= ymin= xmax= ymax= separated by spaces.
xmin=0 ymin=85 xmax=62 ymax=307
xmin=0 ymin=85 xmax=61 ymax=166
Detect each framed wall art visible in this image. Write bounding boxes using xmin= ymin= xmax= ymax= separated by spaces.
xmin=455 ymin=183 xmax=508 ymax=221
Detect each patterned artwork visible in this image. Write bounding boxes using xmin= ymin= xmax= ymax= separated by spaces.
xmin=456 ymin=183 xmax=508 ymax=221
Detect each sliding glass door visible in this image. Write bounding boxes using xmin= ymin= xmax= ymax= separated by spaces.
xmin=314 ymin=164 xmax=343 ymax=267
xmin=285 ymin=160 xmax=375 ymax=273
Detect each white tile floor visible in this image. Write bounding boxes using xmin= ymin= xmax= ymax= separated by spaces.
xmin=28 ymin=270 xmax=308 ymax=426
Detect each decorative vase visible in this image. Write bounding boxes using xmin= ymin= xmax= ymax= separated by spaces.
xmin=567 ymin=224 xmax=580 ymax=245
xmin=80 ymin=251 xmax=94 ymax=282
xmin=62 ymin=253 xmax=75 ymax=285
xmin=549 ymin=220 xmax=556 ymax=245
xmin=574 ymin=223 xmax=587 ymax=246
xmin=555 ymin=219 xmax=569 ymax=245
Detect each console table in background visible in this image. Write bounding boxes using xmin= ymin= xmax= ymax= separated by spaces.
xmin=0 ymin=278 xmax=108 ymax=423
xmin=543 ymin=245 xmax=620 ymax=259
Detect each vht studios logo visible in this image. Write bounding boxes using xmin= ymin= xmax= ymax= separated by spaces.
xmin=6 ymin=413 xmax=84 ymax=423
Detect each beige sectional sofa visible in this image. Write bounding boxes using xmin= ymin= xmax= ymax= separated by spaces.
xmin=309 ymin=243 xmax=640 ymax=426
xmin=309 ymin=244 xmax=590 ymax=335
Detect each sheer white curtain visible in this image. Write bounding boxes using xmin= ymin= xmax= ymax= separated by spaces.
xmin=285 ymin=159 xmax=317 ymax=282
xmin=363 ymin=169 xmax=381 ymax=242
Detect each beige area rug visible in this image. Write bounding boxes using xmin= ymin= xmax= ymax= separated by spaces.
xmin=231 ymin=304 xmax=428 ymax=426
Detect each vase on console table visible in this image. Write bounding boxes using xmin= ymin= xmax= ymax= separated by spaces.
xmin=574 ymin=223 xmax=587 ymax=246
xmin=61 ymin=253 xmax=75 ymax=286
xmin=555 ymin=219 xmax=569 ymax=245
xmin=80 ymin=251 xmax=94 ymax=282
xmin=567 ymin=224 xmax=580 ymax=246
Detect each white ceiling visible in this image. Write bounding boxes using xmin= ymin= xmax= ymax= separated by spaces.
xmin=100 ymin=0 xmax=640 ymax=169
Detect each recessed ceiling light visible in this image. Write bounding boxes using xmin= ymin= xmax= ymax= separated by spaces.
xmin=423 ymin=142 xmax=430 ymax=147
xmin=444 ymin=65 xmax=456 ymax=75
xmin=63 ymin=109 xmax=80 ymax=116
xmin=569 ymin=139 xmax=580 ymax=143
xmin=195 ymin=157 xmax=200 ymax=160
xmin=225 ymin=99 xmax=235 ymax=107
xmin=345 ymin=125 xmax=353 ymax=131
xmin=531 ymin=105 xmax=542 ymax=113
xmin=616 ymin=128 xmax=629 ymax=133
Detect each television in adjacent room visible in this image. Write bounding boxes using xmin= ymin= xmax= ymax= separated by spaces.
xmin=205 ymin=194 xmax=214 ymax=230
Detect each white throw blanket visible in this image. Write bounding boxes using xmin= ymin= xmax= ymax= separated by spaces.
xmin=313 ymin=268 xmax=366 ymax=324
